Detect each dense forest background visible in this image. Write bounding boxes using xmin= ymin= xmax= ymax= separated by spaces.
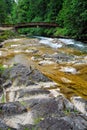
xmin=0 ymin=0 xmax=87 ymax=41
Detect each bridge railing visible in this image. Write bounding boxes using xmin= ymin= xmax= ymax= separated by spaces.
xmin=0 ymin=22 xmax=59 ymax=28
xmin=0 ymin=24 xmax=14 ymax=27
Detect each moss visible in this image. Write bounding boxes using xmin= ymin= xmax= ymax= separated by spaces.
xmin=0 ymin=64 xmax=6 ymax=75
xmin=34 ymin=117 xmax=43 ymax=124
xmin=0 ymin=30 xmax=18 ymax=43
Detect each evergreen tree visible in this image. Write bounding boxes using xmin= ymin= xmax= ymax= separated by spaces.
xmin=58 ymin=0 xmax=87 ymax=39
xmin=0 ymin=0 xmax=6 ymax=24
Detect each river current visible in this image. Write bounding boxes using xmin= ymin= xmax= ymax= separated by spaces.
xmin=0 ymin=36 xmax=87 ymax=99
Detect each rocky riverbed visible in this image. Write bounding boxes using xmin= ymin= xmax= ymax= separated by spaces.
xmin=0 ymin=36 xmax=87 ymax=129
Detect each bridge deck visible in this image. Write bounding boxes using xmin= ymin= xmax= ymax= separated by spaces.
xmin=15 ymin=22 xmax=59 ymax=29
xmin=1 ymin=22 xmax=59 ymax=29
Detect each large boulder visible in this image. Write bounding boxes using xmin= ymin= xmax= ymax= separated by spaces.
xmin=1 ymin=63 xmax=51 ymax=87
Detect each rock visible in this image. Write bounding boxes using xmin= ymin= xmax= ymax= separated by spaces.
xmin=0 ymin=119 xmax=16 ymax=130
xmin=42 ymin=52 xmax=75 ymax=63
xmin=63 ymin=98 xmax=74 ymax=111
xmin=73 ymin=116 xmax=87 ymax=130
xmin=71 ymin=96 xmax=87 ymax=115
xmin=31 ymin=56 xmax=42 ymax=61
xmin=0 ymin=102 xmax=27 ymax=116
xmin=61 ymin=77 xmax=72 ymax=83
xmin=36 ymin=117 xmax=73 ymax=130
xmin=39 ymin=60 xmax=54 ymax=65
xmin=62 ymin=115 xmax=87 ymax=130
xmin=0 ymin=44 xmax=3 ymax=48
xmin=59 ymin=66 xmax=78 ymax=74
xmin=2 ymin=80 xmax=12 ymax=88
xmin=2 ymin=64 xmax=51 ymax=86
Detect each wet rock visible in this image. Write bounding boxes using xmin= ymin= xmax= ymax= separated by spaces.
xmin=59 ymin=66 xmax=78 ymax=74
xmin=2 ymin=64 xmax=51 ymax=86
xmin=39 ymin=60 xmax=55 ymax=65
xmin=36 ymin=117 xmax=73 ymax=130
xmin=19 ymin=124 xmax=35 ymax=130
xmin=17 ymin=89 xmax=50 ymax=99
xmin=0 ymin=102 xmax=27 ymax=116
xmin=0 ymin=44 xmax=3 ymax=48
xmin=61 ymin=77 xmax=72 ymax=83
xmin=29 ymin=69 xmax=51 ymax=82
xmin=0 ymin=119 xmax=16 ymax=130
xmin=42 ymin=52 xmax=75 ymax=63
xmin=62 ymin=115 xmax=87 ymax=130
xmin=31 ymin=98 xmax=59 ymax=118
xmin=73 ymin=116 xmax=87 ymax=130
xmin=0 ymin=78 xmax=3 ymax=88
xmin=25 ymin=49 xmax=39 ymax=54
xmin=31 ymin=56 xmax=42 ymax=61
xmin=63 ymin=98 xmax=74 ymax=111
xmin=2 ymin=80 xmax=12 ymax=88
xmin=71 ymin=96 xmax=87 ymax=115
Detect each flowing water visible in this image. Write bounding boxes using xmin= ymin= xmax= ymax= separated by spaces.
xmin=0 ymin=36 xmax=87 ymax=99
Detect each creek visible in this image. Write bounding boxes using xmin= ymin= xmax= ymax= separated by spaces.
xmin=0 ymin=36 xmax=87 ymax=99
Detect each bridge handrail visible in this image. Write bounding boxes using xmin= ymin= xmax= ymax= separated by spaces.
xmin=0 ymin=22 xmax=59 ymax=28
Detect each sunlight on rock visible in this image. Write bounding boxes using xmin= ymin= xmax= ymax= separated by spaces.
xmin=0 ymin=51 xmax=2 ymax=56
xmin=14 ymin=50 xmax=22 ymax=53
xmin=61 ymin=77 xmax=72 ymax=83
xmin=49 ymin=89 xmax=61 ymax=97
xmin=71 ymin=96 xmax=87 ymax=115
xmin=59 ymin=66 xmax=77 ymax=74
xmin=3 ymin=64 xmax=8 ymax=68
xmin=39 ymin=60 xmax=55 ymax=65
xmin=11 ymin=44 xmax=20 ymax=47
xmin=4 ymin=112 xmax=34 ymax=129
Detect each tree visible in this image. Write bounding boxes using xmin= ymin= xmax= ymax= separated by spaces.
xmin=58 ymin=0 xmax=87 ymax=40
xmin=45 ymin=0 xmax=63 ymax=22
xmin=0 ymin=0 xmax=6 ymax=24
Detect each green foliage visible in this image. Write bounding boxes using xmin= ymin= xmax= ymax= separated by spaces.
xmin=0 ymin=0 xmax=86 ymax=40
xmin=58 ymin=0 xmax=87 ymax=40
xmin=0 ymin=0 xmax=14 ymax=24
xmin=0 ymin=30 xmax=17 ymax=42
xmin=34 ymin=117 xmax=44 ymax=125
xmin=20 ymin=101 xmax=27 ymax=106
xmin=0 ymin=0 xmax=6 ymax=24
xmin=11 ymin=0 xmax=63 ymax=35
xmin=1 ymin=94 xmax=5 ymax=103
xmin=24 ymin=128 xmax=29 ymax=130
xmin=0 ymin=65 xmax=5 ymax=74
xmin=54 ymin=28 xmax=68 ymax=36
xmin=7 ymin=128 xmax=11 ymax=130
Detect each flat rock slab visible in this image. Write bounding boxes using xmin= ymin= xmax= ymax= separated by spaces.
xmin=2 ymin=63 xmax=51 ymax=86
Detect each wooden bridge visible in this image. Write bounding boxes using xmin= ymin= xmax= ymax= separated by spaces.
xmin=1 ymin=22 xmax=59 ymax=30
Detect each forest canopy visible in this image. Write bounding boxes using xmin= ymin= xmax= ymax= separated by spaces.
xmin=0 ymin=0 xmax=87 ymax=41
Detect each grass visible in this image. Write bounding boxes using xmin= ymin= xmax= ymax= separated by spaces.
xmin=34 ymin=117 xmax=44 ymax=125
xmin=1 ymin=94 xmax=5 ymax=103
xmin=24 ymin=128 xmax=29 ymax=130
xmin=0 ymin=65 xmax=6 ymax=74
xmin=20 ymin=101 xmax=27 ymax=106
xmin=64 ymin=108 xmax=79 ymax=115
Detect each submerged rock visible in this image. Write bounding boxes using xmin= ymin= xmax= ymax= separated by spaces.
xmin=59 ymin=66 xmax=78 ymax=74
